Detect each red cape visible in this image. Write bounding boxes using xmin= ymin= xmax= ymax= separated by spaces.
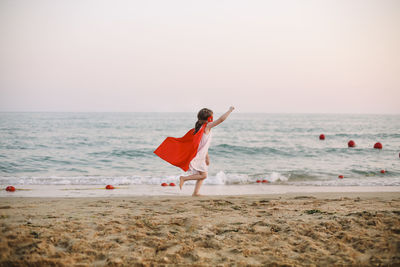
xmin=154 ymin=124 xmax=206 ymax=171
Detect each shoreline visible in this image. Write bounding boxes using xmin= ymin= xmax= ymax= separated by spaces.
xmin=1 ymin=190 xmax=400 ymax=200
xmin=1 ymin=192 xmax=400 ymax=265
xmin=1 ymin=184 xmax=400 ymax=198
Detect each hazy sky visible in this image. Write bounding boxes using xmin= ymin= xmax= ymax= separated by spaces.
xmin=0 ymin=0 xmax=399 ymax=113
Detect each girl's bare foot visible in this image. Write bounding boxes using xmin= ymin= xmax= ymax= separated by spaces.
xmin=192 ymin=193 xmax=202 ymax=197
xmin=179 ymin=176 xmax=184 ymax=190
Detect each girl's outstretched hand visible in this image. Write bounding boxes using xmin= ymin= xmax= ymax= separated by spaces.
xmin=207 ymin=106 xmax=235 ymax=129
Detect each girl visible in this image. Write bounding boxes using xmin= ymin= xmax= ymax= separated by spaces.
xmin=181 ymin=106 xmax=235 ymax=196
xmin=154 ymin=106 xmax=234 ymax=196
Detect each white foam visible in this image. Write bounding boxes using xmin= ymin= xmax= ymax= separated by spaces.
xmin=263 ymin=172 xmax=289 ymax=182
xmin=204 ymin=171 xmax=251 ymax=185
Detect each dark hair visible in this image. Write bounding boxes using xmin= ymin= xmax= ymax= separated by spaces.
xmin=194 ymin=108 xmax=213 ymax=134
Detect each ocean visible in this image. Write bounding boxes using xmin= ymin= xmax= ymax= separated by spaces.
xmin=1 ymin=112 xmax=400 ymax=196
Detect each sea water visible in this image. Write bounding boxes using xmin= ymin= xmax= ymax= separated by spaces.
xmin=1 ymin=113 xmax=399 ymax=193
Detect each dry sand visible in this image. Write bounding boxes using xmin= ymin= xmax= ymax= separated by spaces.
xmin=0 ymin=192 xmax=400 ymax=266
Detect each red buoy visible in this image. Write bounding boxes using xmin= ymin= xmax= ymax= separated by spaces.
xmin=374 ymin=142 xmax=382 ymax=149
xmin=319 ymin=134 xmax=325 ymax=140
xmin=105 ymin=185 xmax=114 ymax=189
xmin=169 ymin=183 xmax=176 ymax=186
xmin=380 ymin=170 xmax=385 ymax=174
xmin=256 ymin=180 xmax=261 ymax=183
xmin=6 ymin=186 xmax=15 ymax=192
xmin=348 ymin=140 xmax=356 ymax=148
xmin=338 ymin=175 xmax=344 ymax=179
xmin=262 ymin=180 xmax=268 ymax=183
xmin=161 ymin=183 xmax=168 ymax=187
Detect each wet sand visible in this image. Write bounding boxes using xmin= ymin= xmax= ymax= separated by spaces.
xmin=1 ymin=192 xmax=400 ymax=266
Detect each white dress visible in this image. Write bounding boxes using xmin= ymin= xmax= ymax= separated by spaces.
xmin=189 ymin=130 xmax=212 ymax=173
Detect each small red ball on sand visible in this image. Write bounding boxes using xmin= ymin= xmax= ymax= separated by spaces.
xmin=105 ymin=185 xmax=114 ymax=189
xmin=374 ymin=142 xmax=382 ymax=149
xmin=256 ymin=180 xmax=261 ymax=183
xmin=338 ymin=175 xmax=344 ymax=179
xmin=319 ymin=134 xmax=325 ymax=140
xmin=6 ymin=186 xmax=15 ymax=192
xmin=348 ymin=140 xmax=356 ymax=147
xmin=169 ymin=183 xmax=176 ymax=186
xmin=161 ymin=183 xmax=168 ymax=187
xmin=380 ymin=170 xmax=385 ymax=174
xmin=262 ymin=180 xmax=268 ymax=183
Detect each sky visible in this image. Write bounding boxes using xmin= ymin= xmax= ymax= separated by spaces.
xmin=0 ymin=0 xmax=399 ymax=113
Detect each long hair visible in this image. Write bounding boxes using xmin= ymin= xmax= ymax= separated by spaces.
xmin=194 ymin=108 xmax=213 ymax=134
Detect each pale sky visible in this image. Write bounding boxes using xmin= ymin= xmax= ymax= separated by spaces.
xmin=0 ymin=0 xmax=399 ymax=113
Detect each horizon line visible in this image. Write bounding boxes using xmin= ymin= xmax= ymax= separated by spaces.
xmin=0 ymin=111 xmax=399 ymax=115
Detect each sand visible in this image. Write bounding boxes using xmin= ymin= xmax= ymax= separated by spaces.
xmin=0 ymin=192 xmax=399 ymax=266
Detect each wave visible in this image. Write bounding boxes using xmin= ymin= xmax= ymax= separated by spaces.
xmin=1 ymin=170 xmax=400 ymax=186
xmin=0 ymin=171 xmax=289 ymax=185
xmin=89 ymin=149 xmax=152 ymax=159
xmin=333 ymin=133 xmax=400 ymax=138
xmin=211 ymin=144 xmax=292 ymax=156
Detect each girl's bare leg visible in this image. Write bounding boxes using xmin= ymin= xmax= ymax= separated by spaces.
xmin=179 ymin=172 xmax=207 ymax=190
xmin=192 ymin=179 xmax=205 ymax=196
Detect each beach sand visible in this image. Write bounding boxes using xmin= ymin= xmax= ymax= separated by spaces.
xmin=1 ymin=192 xmax=399 ymax=266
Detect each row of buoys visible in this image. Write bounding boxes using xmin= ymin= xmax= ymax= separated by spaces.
xmin=4 ymin=185 xmax=118 ymax=192
xmin=320 ymin=134 xmax=383 ymax=150
xmin=256 ymin=179 xmax=269 ymax=183
xmin=4 ymin=183 xmax=178 ymax=191
xmin=338 ymin=170 xmax=386 ymax=179
xmin=161 ymin=183 xmax=176 ymax=187
xmin=319 ymin=134 xmax=391 ymax=179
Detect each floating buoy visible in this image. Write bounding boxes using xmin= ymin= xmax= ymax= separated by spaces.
xmin=338 ymin=175 xmax=344 ymax=179
xmin=6 ymin=186 xmax=15 ymax=192
xmin=105 ymin=185 xmax=114 ymax=190
xmin=374 ymin=142 xmax=382 ymax=149
xmin=262 ymin=180 xmax=268 ymax=183
xmin=319 ymin=134 xmax=325 ymax=140
xmin=380 ymin=170 xmax=385 ymax=174
xmin=169 ymin=183 xmax=176 ymax=186
xmin=348 ymin=140 xmax=356 ymax=148
xmin=161 ymin=183 xmax=168 ymax=187
xmin=256 ymin=180 xmax=261 ymax=183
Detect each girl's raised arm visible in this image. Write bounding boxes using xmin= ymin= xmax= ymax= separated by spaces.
xmin=207 ymin=106 xmax=235 ymax=129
